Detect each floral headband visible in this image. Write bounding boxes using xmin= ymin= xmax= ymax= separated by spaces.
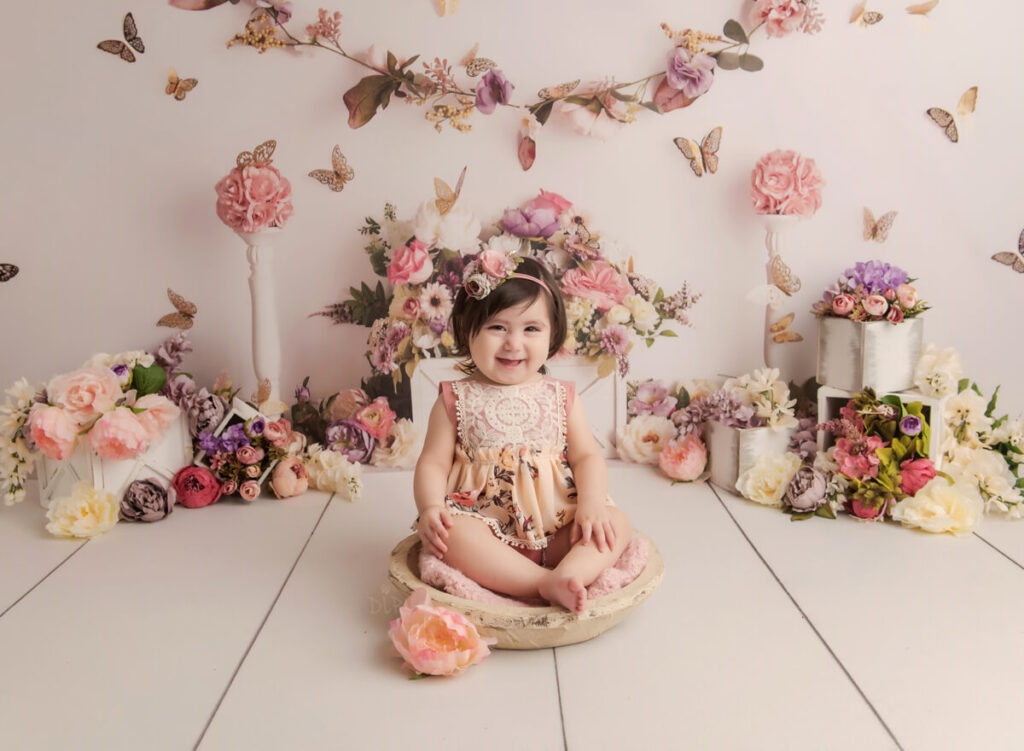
xmin=462 ymin=250 xmax=551 ymax=300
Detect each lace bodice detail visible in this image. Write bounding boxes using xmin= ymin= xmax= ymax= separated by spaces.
xmin=452 ymin=378 xmax=567 ymax=452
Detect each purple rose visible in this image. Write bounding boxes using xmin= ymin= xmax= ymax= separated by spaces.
xmin=325 ymin=418 xmax=376 ymax=463
xmin=475 ymin=68 xmax=514 ymax=115
xmin=151 ymin=332 xmax=193 ymax=376
xmin=165 ymin=373 xmax=197 ymax=407
xmin=500 ymin=206 xmax=560 ymax=238
xmin=785 ymin=466 xmax=827 ymax=512
xmin=120 ymin=478 xmax=174 ymax=522
xmin=186 ymin=388 xmax=226 ymax=438
xmin=245 ymin=416 xmax=266 ymax=437
xmin=900 ymin=415 xmax=923 ymax=437
xmin=629 ymin=381 xmax=676 ymax=418
xmin=665 ymin=47 xmax=716 ymax=98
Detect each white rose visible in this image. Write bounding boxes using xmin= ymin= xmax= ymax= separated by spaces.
xmin=45 ymin=481 xmax=118 ymax=538
xmin=413 ymin=200 xmax=482 ymax=252
xmin=623 ymin=295 xmax=658 ymax=332
xmin=914 ymin=344 xmax=963 ymax=398
xmin=947 ymin=446 xmax=1023 ymax=512
xmin=890 ymin=477 xmax=982 ymax=535
xmin=606 ymin=304 xmax=631 ymax=325
xmin=370 ymin=418 xmax=424 ymax=469
xmin=735 ymin=452 xmax=802 ymax=506
xmin=83 ymin=352 xmax=115 ymax=370
xmin=382 ymin=218 xmax=415 ymax=252
xmin=617 ymin=415 xmax=675 ymax=464
xmin=482 ymin=233 xmax=524 ymax=255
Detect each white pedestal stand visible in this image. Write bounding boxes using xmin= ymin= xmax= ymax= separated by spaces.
xmin=235 ymin=229 xmax=282 ymax=415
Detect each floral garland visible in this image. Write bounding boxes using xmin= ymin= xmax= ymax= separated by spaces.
xmin=172 ymin=0 xmax=824 ymax=168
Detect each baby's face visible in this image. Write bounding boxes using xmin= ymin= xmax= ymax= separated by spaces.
xmin=469 ymin=296 xmax=552 ymax=386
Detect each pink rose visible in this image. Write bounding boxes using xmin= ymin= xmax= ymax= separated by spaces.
xmin=47 ymin=367 xmax=123 ymax=426
xmin=220 ymin=480 xmax=238 ymax=496
xmin=89 ymin=407 xmax=151 ymax=460
xmin=236 ymin=445 xmax=265 ymax=465
xmin=330 ymin=388 xmax=370 ymax=421
xmin=886 ymin=306 xmax=904 ymax=324
xmin=862 ymin=294 xmax=889 ymax=317
xmin=172 ymin=466 xmax=223 ymax=508
xmin=849 ymin=497 xmax=886 ymax=520
xmin=388 ymin=588 xmax=495 ymax=676
xmin=748 ymin=0 xmax=806 ymax=38
xmin=400 ymin=296 xmax=422 ymax=321
xmin=478 ymin=249 xmax=514 ymax=278
xmin=750 ymin=150 xmax=824 ymax=217
xmin=527 ymin=190 xmax=572 ymax=218
xmin=270 ymin=456 xmax=309 ymax=499
xmin=897 ymin=284 xmax=918 ymax=308
xmin=133 ymin=394 xmax=180 ymax=441
xmin=214 ymin=170 xmax=247 ymax=231
xmin=387 ymin=239 xmax=432 ymax=285
xmin=214 ymin=164 xmax=293 ymax=232
xmin=559 ymin=261 xmax=632 ymax=311
xmin=831 ymin=294 xmax=855 ymax=316
xmin=239 ymin=480 xmax=261 ymax=502
xmin=355 ymin=396 xmax=397 ymax=441
xmin=243 ymin=165 xmax=282 ymax=203
xmin=27 ymin=405 xmax=78 ymax=461
xmin=658 ymin=434 xmax=707 ymax=482
xmin=245 ymin=464 xmax=262 ymax=478
xmin=263 ymin=419 xmax=290 ymax=449
xmin=882 ymin=288 xmax=897 ymax=302
xmin=899 ymin=458 xmax=937 ymax=496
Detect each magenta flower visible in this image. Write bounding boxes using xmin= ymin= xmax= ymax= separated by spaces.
xmin=665 ymin=47 xmax=715 ymax=99
xmin=475 ymin=69 xmax=514 ymax=115
xmin=500 ymin=206 xmax=560 ymax=238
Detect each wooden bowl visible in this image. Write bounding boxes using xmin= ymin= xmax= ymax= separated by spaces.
xmin=387 ymin=531 xmax=664 ymax=650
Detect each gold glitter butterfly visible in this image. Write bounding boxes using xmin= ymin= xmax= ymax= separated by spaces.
xmin=770 ymin=312 xmax=803 ymax=344
xmin=992 ymin=229 xmax=1024 ymax=274
xmin=434 ymin=167 xmax=466 ymax=216
xmin=907 ymin=0 xmax=939 ymax=15
xmin=236 ymin=139 xmax=276 ymax=168
xmin=770 ymin=255 xmax=801 ymax=296
xmin=165 ymin=67 xmax=198 ymax=101
xmin=0 ymin=263 xmax=18 ymax=282
xmin=436 ymin=0 xmax=460 ymax=16
xmin=673 ymin=127 xmax=722 ymax=178
xmin=537 ymin=80 xmax=580 ymax=100
xmin=308 ymin=145 xmax=355 ymax=192
xmin=850 ymin=1 xmax=883 ymax=24
xmin=465 ymin=57 xmax=496 ymax=77
xmin=157 ymin=289 xmax=197 ymax=330
xmin=252 ymin=379 xmax=271 ymax=405
xmin=864 ymin=208 xmax=897 ymax=243
xmin=564 ymin=219 xmax=602 ymax=261
xmin=97 ymin=12 xmax=145 ymax=63
xmin=927 ymin=86 xmax=978 ymax=143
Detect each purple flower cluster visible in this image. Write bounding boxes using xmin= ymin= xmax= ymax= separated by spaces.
xmin=325 ymin=419 xmax=376 ymax=463
xmin=200 ymin=423 xmax=251 ymax=455
xmin=842 ymin=260 xmax=909 ymax=294
xmin=673 ymin=390 xmax=762 ymax=435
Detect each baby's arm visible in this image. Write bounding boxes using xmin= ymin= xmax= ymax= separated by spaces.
xmin=413 ymin=395 xmax=457 ymax=559
xmin=564 ymin=398 xmax=616 ymax=553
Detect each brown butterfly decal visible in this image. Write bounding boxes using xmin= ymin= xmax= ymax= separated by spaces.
xmin=537 ymin=80 xmax=580 ymax=100
xmin=992 ymin=229 xmax=1024 ymax=274
xmin=458 ymin=43 xmax=480 ymax=67
xmin=465 ymin=58 xmax=496 ymax=77
xmin=907 ymin=0 xmax=940 ymax=15
xmin=97 ymin=12 xmax=145 ymax=63
xmin=927 ymin=86 xmax=977 ymax=143
xmin=770 ymin=255 xmax=801 ymax=296
xmin=770 ymin=312 xmax=803 ymax=344
xmin=236 ymin=139 xmax=276 ymax=169
xmin=850 ymin=1 xmax=883 ymax=24
xmin=673 ymin=127 xmax=722 ymax=178
xmin=434 ymin=167 xmax=466 ymax=216
xmin=165 ymin=68 xmax=198 ymax=101
xmin=308 ymin=145 xmax=355 ymax=192
xmin=252 ymin=378 xmax=271 ymax=406
xmin=564 ymin=218 xmax=602 ymax=261
xmin=864 ymin=208 xmax=898 ymax=243
xmin=157 ymin=289 xmax=197 ymax=330
xmin=435 ymin=0 xmax=460 ymax=16
xmin=0 ymin=263 xmax=18 ymax=282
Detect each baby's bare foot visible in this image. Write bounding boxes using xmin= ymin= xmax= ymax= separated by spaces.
xmin=539 ymin=573 xmax=586 ymax=614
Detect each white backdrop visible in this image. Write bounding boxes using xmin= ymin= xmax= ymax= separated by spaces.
xmin=2 ymin=0 xmax=1021 ymax=415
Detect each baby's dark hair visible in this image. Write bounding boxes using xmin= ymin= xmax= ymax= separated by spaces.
xmin=450 ymin=257 xmax=567 ymax=372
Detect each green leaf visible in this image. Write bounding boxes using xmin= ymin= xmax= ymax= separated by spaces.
xmin=607 ymin=89 xmax=637 ymax=103
xmin=369 ymin=248 xmax=389 ymax=277
xmin=957 ymin=378 xmax=970 ymax=394
xmin=132 ymin=364 xmax=167 ymax=397
xmin=398 ymin=53 xmax=420 ymax=71
xmin=659 ymin=329 xmax=679 ymax=337
xmin=815 ymin=504 xmax=837 ymax=519
xmin=639 ymin=101 xmax=662 ymax=113
xmin=715 ymin=52 xmax=740 ymax=70
xmin=723 ymin=19 xmax=749 ymax=43
xmin=971 ymin=382 xmax=983 ymax=397
xmin=562 ymin=95 xmax=593 ymax=106
xmin=532 ymin=100 xmax=555 ymax=125
xmin=739 ymin=54 xmax=764 ymax=72
xmin=986 ymin=385 xmax=1001 ymax=418
xmin=386 ymin=51 xmax=398 ymax=75
xmin=790 ymin=511 xmax=814 ymax=521
xmin=343 ymin=75 xmax=399 ymax=129
xmin=344 ymin=281 xmax=389 ymax=326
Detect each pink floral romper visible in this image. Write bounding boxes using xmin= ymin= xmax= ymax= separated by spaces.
xmin=437 ymin=376 xmax=579 ymax=551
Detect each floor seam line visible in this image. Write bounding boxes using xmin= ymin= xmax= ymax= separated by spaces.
xmin=193 ymin=493 xmax=335 ymax=750
xmin=552 ymin=647 xmax=568 ymax=751
xmin=972 ymin=532 xmax=1024 ymax=571
xmin=709 ymin=485 xmax=905 ymax=751
xmin=0 ymin=539 xmax=89 ymax=620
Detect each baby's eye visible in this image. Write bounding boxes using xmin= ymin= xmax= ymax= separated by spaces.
xmin=525 ymin=326 xmax=542 ymax=332
xmin=487 ymin=324 xmax=506 ymax=332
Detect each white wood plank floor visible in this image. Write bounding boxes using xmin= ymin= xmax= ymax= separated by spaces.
xmin=2 ymin=463 xmax=1023 ymax=751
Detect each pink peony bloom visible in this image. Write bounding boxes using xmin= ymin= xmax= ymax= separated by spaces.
xmin=862 ymin=294 xmax=889 ymax=317
xmin=172 ymin=466 xmax=223 ymax=508
xmin=477 ymin=248 xmax=516 ymax=279
xmin=886 ymin=306 xmax=904 ymax=324
xmin=665 ymin=47 xmax=716 ymax=99
xmin=388 ymin=588 xmax=495 ymax=676
xmin=832 ymin=294 xmax=855 ymax=316
xmin=527 ymin=190 xmax=572 ymax=218
xmin=560 ymin=262 xmax=632 ymax=311
xmin=658 ymin=434 xmax=707 ymax=481
xmin=239 ymin=480 xmax=261 ymax=502
xmin=354 ymin=396 xmax=397 ymax=441
xmin=834 ymin=436 xmax=885 ymax=480
xmin=750 ymin=149 xmax=824 ymax=217
xmin=897 ymin=284 xmax=918 ymax=308
xmin=27 ymin=405 xmax=78 ymax=461
xmin=262 ymin=419 xmax=290 ymax=449
xmin=89 ymin=407 xmax=151 ymax=460
xmin=387 ymin=239 xmax=433 ymax=285
xmin=47 ymin=367 xmax=123 ymax=426
xmin=899 ymin=458 xmax=937 ymax=496
xmin=748 ymin=0 xmax=807 ymax=38
xmin=630 ymin=381 xmax=676 ymax=418
xmin=133 ymin=394 xmax=180 ymax=441
xmin=270 ymin=456 xmax=309 ymax=498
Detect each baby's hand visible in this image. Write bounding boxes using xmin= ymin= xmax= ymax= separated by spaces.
xmin=571 ymin=502 xmax=616 ymax=554
xmin=419 ymin=505 xmax=453 ymax=559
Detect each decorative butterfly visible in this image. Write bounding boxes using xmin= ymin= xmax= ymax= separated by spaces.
xmin=435 ymin=0 xmax=460 ymax=16
xmin=165 ymin=68 xmax=198 ymax=101
xmin=157 ymin=289 xmax=197 ymax=330
xmin=907 ymin=0 xmax=940 ymax=15
xmin=992 ymin=229 xmax=1024 ymax=274
xmin=673 ymin=127 xmax=722 ymax=178
xmin=252 ymin=378 xmax=287 ymax=416
xmin=863 ymin=208 xmax=898 ymax=243
xmin=97 ymin=12 xmax=145 ymax=63
xmin=236 ymin=139 xmax=276 ymax=169
xmin=308 ymin=145 xmax=355 ymax=192
xmin=770 ymin=255 xmax=801 ymax=296
xmin=770 ymin=312 xmax=803 ymax=344
xmin=434 ymin=167 xmax=466 ymax=216
xmin=458 ymin=43 xmax=480 ymax=67
xmin=252 ymin=379 xmax=271 ymax=406
xmin=465 ymin=57 xmax=496 ymax=77
xmin=537 ymin=80 xmax=580 ymax=100
xmin=926 ymin=86 xmax=978 ymax=143
xmin=850 ymin=1 xmax=883 ymax=24
xmin=0 ymin=263 xmax=18 ymax=282
xmin=564 ymin=219 xmax=602 ymax=261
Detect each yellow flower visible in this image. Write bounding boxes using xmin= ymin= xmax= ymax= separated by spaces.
xmin=45 ymin=481 xmax=118 ymax=538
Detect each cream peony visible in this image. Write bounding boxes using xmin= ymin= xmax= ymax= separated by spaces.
xmin=46 ymin=481 xmax=119 ymax=538
xmin=947 ymin=446 xmax=1023 ymax=516
xmin=890 ymin=477 xmax=982 ymax=535
xmin=944 ymin=389 xmax=994 ymax=453
xmin=913 ymin=344 xmax=964 ymax=398
xmin=617 ymin=415 xmax=675 ymax=464
xmin=623 ymin=294 xmax=658 ymax=332
xmin=735 ymin=451 xmax=802 ymax=506
xmin=412 ymin=199 xmax=482 ymax=252
xmin=370 ymin=418 xmax=424 ymax=469
xmin=305 ymin=444 xmax=363 ymax=501
xmin=388 ymin=588 xmax=494 ymax=676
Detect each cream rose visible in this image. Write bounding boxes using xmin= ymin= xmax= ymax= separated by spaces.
xmin=617 ymin=415 xmax=675 ymax=464
xmin=46 ymin=481 xmax=119 ymax=538
xmin=605 ymin=304 xmax=631 ymax=325
xmin=735 ymin=452 xmax=802 ymax=506
xmin=623 ymin=294 xmax=658 ymax=332
xmin=890 ymin=477 xmax=982 ymax=535
xmin=305 ymin=444 xmax=364 ymax=502
xmin=370 ymin=418 xmax=424 ymax=469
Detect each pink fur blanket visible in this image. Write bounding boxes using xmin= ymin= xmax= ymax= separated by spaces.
xmin=418 ymin=537 xmax=650 ymax=608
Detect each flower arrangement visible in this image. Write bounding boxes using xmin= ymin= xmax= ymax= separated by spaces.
xmin=750 ymin=149 xmax=825 ymax=217
xmin=195 ymin=410 xmax=291 ymax=501
xmin=388 ymin=588 xmax=495 ymax=677
xmin=176 ymin=2 xmax=823 ymax=169
xmin=619 ymin=379 xmax=707 ymax=482
xmin=214 ymin=139 xmax=293 ymax=233
xmin=812 ymin=260 xmax=929 ymax=323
